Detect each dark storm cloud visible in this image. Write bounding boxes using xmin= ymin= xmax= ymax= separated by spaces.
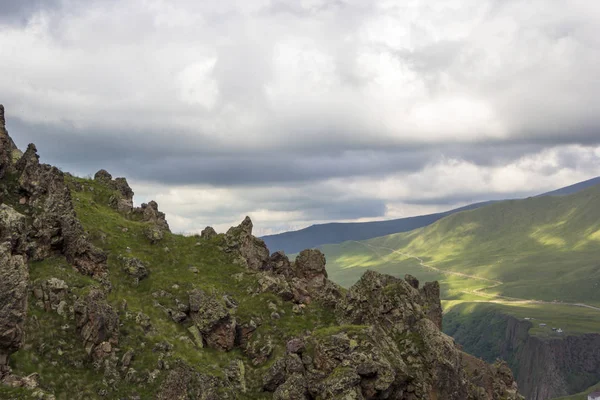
xmin=0 ymin=0 xmax=61 ymax=24
xmin=7 ymin=115 xmax=600 ymax=189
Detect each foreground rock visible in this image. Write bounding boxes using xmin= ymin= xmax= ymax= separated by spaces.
xmin=0 ymin=243 xmax=28 ymax=375
xmin=261 ymin=270 xmax=522 ymax=399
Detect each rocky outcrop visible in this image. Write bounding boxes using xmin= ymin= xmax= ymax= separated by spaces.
xmin=93 ymin=169 xmax=170 ymax=233
xmin=14 ymin=142 xmax=107 ymax=278
xmin=186 ymin=289 xmax=237 ymax=351
xmin=201 ymin=226 xmax=217 ymax=240
xmin=0 ymin=243 xmax=28 ymax=375
xmin=263 ymin=270 xmax=522 ymax=400
xmin=156 ymin=362 xmax=228 ymax=400
xmin=120 ymin=256 xmax=149 ymax=284
xmin=226 ymin=217 xmax=342 ymax=305
xmin=74 ymin=289 xmax=119 ymax=360
xmin=138 ymin=200 xmax=170 ymax=231
xmin=0 ymin=104 xmax=21 ymax=179
xmin=94 ymin=169 xmax=135 ymax=213
xmin=225 ymin=216 xmax=269 ymax=270
xmin=0 ymin=204 xmax=29 ymax=375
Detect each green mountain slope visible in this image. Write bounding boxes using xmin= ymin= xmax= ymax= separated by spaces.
xmin=324 ymin=184 xmax=600 ymax=306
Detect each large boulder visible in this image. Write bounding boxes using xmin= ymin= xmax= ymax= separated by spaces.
xmin=187 ymin=289 xmax=237 ymax=351
xmin=225 ymin=216 xmax=269 ymax=270
xmin=156 ymin=362 xmax=227 ymax=400
xmin=74 ymin=289 xmax=119 ymax=359
xmin=200 ymin=226 xmax=217 ymax=240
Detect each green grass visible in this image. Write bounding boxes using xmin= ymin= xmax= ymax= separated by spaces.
xmin=7 ymin=175 xmax=339 ymax=399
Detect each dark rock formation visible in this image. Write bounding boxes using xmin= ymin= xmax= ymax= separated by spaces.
xmin=420 ymin=281 xmax=443 ymax=330
xmin=201 ymin=226 xmax=217 ymax=240
xmin=156 ymin=362 xmax=226 ymax=400
xmin=0 ymin=203 xmax=29 ymax=375
xmin=14 ymin=142 xmax=107 ymax=278
xmin=262 ymin=270 xmax=522 ymax=400
xmin=74 ymin=289 xmax=119 ymax=359
xmin=138 ymin=201 xmax=170 ymax=232
xmin=0 ymin=243 xmax=28 ymax=375
xmin=0 ymin=104 xmax=21 ymax=179
xmin=225 ymin=216 xmax=269 ymax=270
xmin=187 ymin=289 xmax=237 ymax=351
xmin=121 ymin=256 xmax=149 ymax=284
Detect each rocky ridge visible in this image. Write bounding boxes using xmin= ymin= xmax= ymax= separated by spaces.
xmin=0 ymin=106 xmax=523 ymax=399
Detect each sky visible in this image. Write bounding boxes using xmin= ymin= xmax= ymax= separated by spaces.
xmin=1 ymin=0 xmax=599 ymax=235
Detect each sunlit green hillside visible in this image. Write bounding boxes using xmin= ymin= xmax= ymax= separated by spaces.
xmin=322 ymin=184 xmax=600 ymax=335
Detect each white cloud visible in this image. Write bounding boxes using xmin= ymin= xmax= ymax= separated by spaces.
xmin=1 ymin=0 xmax=600 ymax=233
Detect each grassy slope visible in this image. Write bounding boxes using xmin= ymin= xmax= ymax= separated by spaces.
xmin=322 ymin=185 xmax=600 ymax=336
xmin=555 ymin=381 xmax=600 ymax=400
xmin=4 ymin=176 xmax=337 ymax=399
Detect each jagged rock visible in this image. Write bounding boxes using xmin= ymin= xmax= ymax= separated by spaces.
xmin=121 ymin=257 xmax=149 ymax=283
xmin=0 ymin=243 xmax=28 ymax=374
xmin=245 ymin=333 xmax=274 ymax=365
xmin=74 ymin=289 xmax=119 ymax=359
xmin=235 ymin=321 xmax=257 ymax=348
xmin=113 ymin=177 xmax=134 ymax=204
xmin=187 ymin=289 xmax=236 ymax=351
xmin=121 ymin=349 xmax=135 ymax=369
xmin=156 ymin=362 xmax=225 ymax=400
xmin=1 ymin=372 xmax=40 ymax=390
xmin=34 ymin=278 xmax=69 ymax=312
xmin=225 ymin=216 xmax=269 ymax=270
xmin=14 ymin=143 xmax=107 ymax=278
xmin=0 ymin=104 xmax=21 ymax=179
xmin=263 ymin=358 xmax=287 ymax=392
xmin=138 ymin=201 xmax=170 ymax=232
xmin=273 ymin=373 xmax=309 ymax=400
xmin=286 ymin=338 xmax=305 ymax=354
xmin=201 ymin=226 xmax=217 ymax=240
xmin=0 ymin=204 xmax=26 ymax=254
xmin=266 ymin=251 xmax=292 ymax=275
xmin=420 ymin=281 xmax=443 ymax=330
xmin=93 ymin=169 xmax=113 ymax=182
xmin=293 ymin=249 xmax=327 ymax=280
xmin=95 ymin=170 xmax=135 ymax=212
xmin=225 ymin=360 xmax=246 ymax=393
xmin=405 ymin=274 xmax=420 ymax=289
xmin=144 ymin=225 xmax=164 ymax=244
xmin=257 ymin=273 xmax=294 ymax=301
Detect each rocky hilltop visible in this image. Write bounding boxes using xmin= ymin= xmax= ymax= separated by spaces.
xmin=0 ymin=105 xmax=523 ymax=399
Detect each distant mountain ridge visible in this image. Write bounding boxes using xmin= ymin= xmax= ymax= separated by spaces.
xmin=534 ymin=176 xmax=600 ymax=197
xmin=261 ymin=177 xmax=600 ymax=254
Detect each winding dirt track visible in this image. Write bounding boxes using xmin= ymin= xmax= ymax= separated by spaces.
xmin=350 ymin=240 xmax=600 ymax=313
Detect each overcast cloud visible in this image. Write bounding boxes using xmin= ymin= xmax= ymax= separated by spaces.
xmin=1 ymin=0 xmax=599 ymax=235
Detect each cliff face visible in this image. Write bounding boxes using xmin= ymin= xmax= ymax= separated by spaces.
xmin=0 ymin=105 xmax=523 ymax=399
xmin=445 ymin=305 xmax=600 ymax=400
